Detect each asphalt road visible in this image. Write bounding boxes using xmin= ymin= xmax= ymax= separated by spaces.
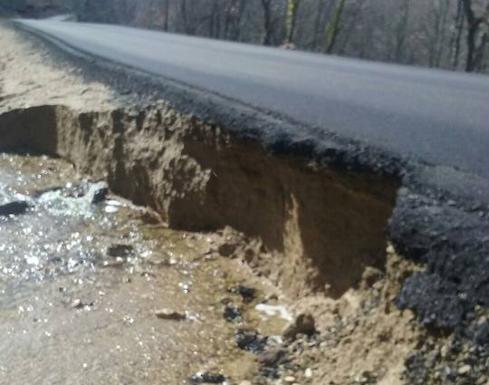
xmin=17 ymin=19 xmax=489 ymax=179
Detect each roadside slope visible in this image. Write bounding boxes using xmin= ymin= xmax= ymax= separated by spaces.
xmin=2 ymin=21 xmax=489 ymax=384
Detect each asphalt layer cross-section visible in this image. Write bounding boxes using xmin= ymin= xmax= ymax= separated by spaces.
xmin=16 ymin=18 xmax=489 ymax=180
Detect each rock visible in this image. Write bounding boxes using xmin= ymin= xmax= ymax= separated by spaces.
xmin=101 ymin=258 xmax=125 ymax=268
xmin=440 ymin=344 xmax=449 ymax=358
xmin=282 ymin=313 xmax=316 ymax=339
xmin=0 ymin=201 xmax=29 ymax=216
xmin=218 ymin=242 xmax=237 ymax=257
xmin=386 ymin=244 xmax=395 ymax=254
xmin=190 ymin=372 xmax=226 ymax=384
xmin=91 ymin=188 xmax=108 ymax=204
xmin=354 ymin=370 xmax=376 ymax=384
xmin=155 ymin=308 xmax=187 ymax=321
xmin=107 ymin=244 xmax=135 ymax=258
xmin=458 ymin=365 xmax=471 ymax=375
xmin=89 ymin=182 xmax=109 ymax=204
xmin=304 ymin=368 xmax=313 ymax=378
xmin=239 ymin=381 xmax=252 ymax=385
xmin=71 ymin=299 xmax=83 ymax=309
xmin=257 ymin=347 xmax=288 ymax=366
xmin=70 ymin=299 xmax=93 ymax=309
xmin=284 ymin=375 xmax=296 ymax=383
xmin=223 ymin=304 xmax=242 ymax=322
xmin=235 ymin=329 xmax=268 ymax=353
xmin=230 ymin=285 xmax=257 ymax=303
xmin=257 ymin=347 xmax=288 ymax=379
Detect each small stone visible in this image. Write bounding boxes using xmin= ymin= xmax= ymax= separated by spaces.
xmin=102 ymin=258 xmax=125 ymax=268
xmin=155 ymin=309 xmax=187 ymax=321
xmin=239 ymin=381 xmax=252 ymax=385
xmin=284 ymin=376 xmax=296 ymax=383
xmin=190 ymin=372 xmax=226 ymax=384
xmin=223 ymin=304 xmax=242 ymax=322
xmin=354 ymin=370 xmax=375 ymax=384
xmin=257 ymin=347 xmax=288 ymax=366
xmin=107 ymin=244 xmax=134 ymax=258
xmin=230 ymin=285 xmax=257 ymax=303
xmin=71 ymin=299 xmax=83 ymax=309
xmin=218 ymin=242 xmax=237 ymax=257
xmin=70 ymin=299 xmax=93 ymax=309
xmin=440 ymin=344 xmax=449 ymax=358
xmin=236 ymin=329 xmax=268 ymax=353
xmin=304 ymin=368 xmax=313 ymax=378
xmin=458 ymin=365 xmax=471 ymax=375
xmin=90 ymin=182 xmax=109 ymax=204
xmin=282 ymin=313 xmax=316 ymax=339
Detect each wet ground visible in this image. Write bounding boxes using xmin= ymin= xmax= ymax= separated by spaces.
xmin=0 ymin=153 xmax=290 ymax=385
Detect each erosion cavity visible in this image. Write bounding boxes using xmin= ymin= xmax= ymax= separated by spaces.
xmin=0 ymin=104 xmax=399 ymax=298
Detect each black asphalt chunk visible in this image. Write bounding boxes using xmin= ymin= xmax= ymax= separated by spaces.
xmin=390 ymin=188 xmax=489 ymax=329
xmin=235 ymin=329 xmax=268 ymax=353
xmin=0 ymin=201 xmax=29 ymax=216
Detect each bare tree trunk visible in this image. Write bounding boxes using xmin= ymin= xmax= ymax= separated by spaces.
xmin=180 ymin=0 xmax=190 ymax=34
xmin=337 ymin=0 xmax=365 ymax=55
xmin=223 ymin=0 xmax=233 ymax=39
xmin=285 ymin=0 xmax=301 ymax=45
xmin=474 ymin=31 xmax=489 ymax=70
xmin=429 ymin=0 xmax=450 ymax=68
xmin=435 ymin=0 xmax=450 ymax=67
xmin=163 ymin=0 xmax=169 ymax=31
xmin=311 ymin=0 xmax=325 ymax=50
xmin=461 ymin=0 xmax=488 ymax=72
xmin=261 ymin=0 xmax=274 ymax=45
xmin=209 ymin=0 xmax=219 ymax=38
xmin=394 ymin=0 xmax=410 ymax=63
xmin=450 ymin=0 xmax=464 ymax=69
xmin=237 ymin=0 xmax=246 ymax=40
xmin=325 ymin=0 xmax=347 ymax=54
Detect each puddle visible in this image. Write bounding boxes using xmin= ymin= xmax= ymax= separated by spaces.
xmin=0 ymin=153 xmax=289 ymax=385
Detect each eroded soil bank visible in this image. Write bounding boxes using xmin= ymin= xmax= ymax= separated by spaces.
xmin=0 ymin=103 xmax=427 ymax=385
xmin=0 ymin=104 xmax=399 ymax=299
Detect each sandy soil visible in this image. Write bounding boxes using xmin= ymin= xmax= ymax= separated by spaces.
xmin=0 ymin=22 xmax=129 ymax=113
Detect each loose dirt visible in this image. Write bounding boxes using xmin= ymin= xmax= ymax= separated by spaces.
xmin=0 ymin=22 xmax=129 ymax=113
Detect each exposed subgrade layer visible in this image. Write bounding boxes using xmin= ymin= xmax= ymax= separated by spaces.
xmin=8 ymin=20 xmax=489 ymax=349
xmin=0 ymin=104 xmax=398 ymax=299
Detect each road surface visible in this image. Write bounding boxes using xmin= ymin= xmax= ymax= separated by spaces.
xmin=16 ymin=19 xmax=489 ymax=179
